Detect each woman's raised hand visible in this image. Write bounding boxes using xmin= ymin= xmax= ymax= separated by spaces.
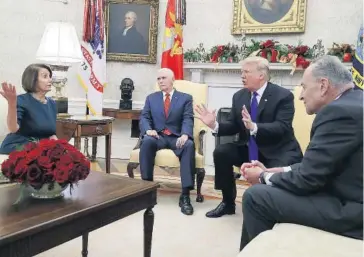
xmin=0 ymin=82 xmax=17 ymax=105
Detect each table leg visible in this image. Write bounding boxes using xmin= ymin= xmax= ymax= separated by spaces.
xmin=82 ymin=233 xmax=89 ymax=257
xmin=84 ymin=137 xmax=90 ymax=159
xmin=74 ymin=136 xmax=81 ymax=151
xmin=105 ymin=134 xmax=111 ymax=174
xmin=144 ymin=207 xmax=154 ymax=257
xmin=91 ymin=137 xmax=98 ymax=162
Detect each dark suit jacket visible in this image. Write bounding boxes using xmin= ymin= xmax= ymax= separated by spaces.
xmin=218 ymin=82 xmax=302 ymax=165
xmin=108 ymin=26 xmax=147 ymax=55
xmin=270 ymin=89 xmax=363 ymax=238
xmin=140 ymin=90 xmax=194 ymax=139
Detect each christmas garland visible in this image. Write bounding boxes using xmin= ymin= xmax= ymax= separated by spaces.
xmin=327 ymin=43 xmax=355 ymax=62
xmin=184 ymin=39 xmax=354 ymax=72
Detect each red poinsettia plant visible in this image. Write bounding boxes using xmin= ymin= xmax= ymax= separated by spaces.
xmin=1 ymin=139 xmax=90 ymax=190
xmin=259 ymin=39 xmax=280 ymax=62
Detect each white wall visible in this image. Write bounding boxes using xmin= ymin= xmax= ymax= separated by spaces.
xmin=0 ymin=0 xmax=362 ymax=159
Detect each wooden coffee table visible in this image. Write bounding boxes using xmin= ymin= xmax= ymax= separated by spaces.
xmin=0 ymin=172 xmax=159 ymax=257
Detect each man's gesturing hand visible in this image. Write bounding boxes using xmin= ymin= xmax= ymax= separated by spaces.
xmin=194 ymin=103 xmax=216 ymax=129
xmin=242 ymin=105 xmax=255 ymax=131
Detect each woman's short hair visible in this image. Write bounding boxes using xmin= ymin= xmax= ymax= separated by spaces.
xmin=21 ymin=63 xmax=52 ymax=93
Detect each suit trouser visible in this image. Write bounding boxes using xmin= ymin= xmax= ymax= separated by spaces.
xmin=240 ymin=184 xmax=363 ymax=250
xmin=139 ymin=134 xmax=195 ymax=189
xmin=213 ymin=143 xmax=284 ymax=204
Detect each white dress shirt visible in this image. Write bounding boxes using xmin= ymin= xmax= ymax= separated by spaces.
xmin=122 ymin=27 xmax=131 ymax=36
xmin=163 ymin=90 xmax=174 ymax=101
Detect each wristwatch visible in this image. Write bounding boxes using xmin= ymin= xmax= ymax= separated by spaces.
xmin=259 ymin=171 xmax=267 ymax=184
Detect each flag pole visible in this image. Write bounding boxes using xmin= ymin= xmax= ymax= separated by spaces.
xmin=86 ymin=93 xmax=89 ymax=115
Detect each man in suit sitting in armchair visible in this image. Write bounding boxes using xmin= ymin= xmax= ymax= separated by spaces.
xmin=195 ymin=56 xmax=303 ymax=218
xmin=139 ymin=68 xmax=195 ymax=215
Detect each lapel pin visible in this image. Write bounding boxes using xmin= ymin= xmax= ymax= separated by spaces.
xmin=264 ymin=99 xmax=267 ymax=102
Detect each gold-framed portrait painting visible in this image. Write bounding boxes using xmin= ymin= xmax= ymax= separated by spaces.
xmin=232 ymin=0 xmax=307 ymax=35
xmin=105 ymin=0 xmax=159 ymax=63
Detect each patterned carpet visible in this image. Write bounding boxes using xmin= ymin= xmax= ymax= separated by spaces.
xmin=92 ymin=158 xmax=250 ymax=203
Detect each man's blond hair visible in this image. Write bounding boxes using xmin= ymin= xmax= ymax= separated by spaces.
xmin=240 ymin=56 xmax=270 ymax=80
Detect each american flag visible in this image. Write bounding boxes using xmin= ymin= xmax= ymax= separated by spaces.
xmin=77 ymin=0 xmax=106 ymax=115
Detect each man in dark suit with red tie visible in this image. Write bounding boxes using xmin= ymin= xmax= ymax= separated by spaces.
xmin=139 ymin=68 xmax=195 ymax=215
xmin=195 ymin=56 xmax=303 ymax=218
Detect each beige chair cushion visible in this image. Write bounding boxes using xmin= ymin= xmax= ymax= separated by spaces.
xmin=130 ymin=149 xmax=204 ymax=168
xmin=292 ymin=86 xmax=315 ymax=153
xmin=130 ymin=80 xmax=208 ymax=169
xmin=238 ymin=223 xmax=363 ymax=257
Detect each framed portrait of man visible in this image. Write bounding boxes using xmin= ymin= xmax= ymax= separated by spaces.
xmin=105 ymin=0 xmax=159 ymax=63
xmin=231 ymin=0 xmax=307 ymax=34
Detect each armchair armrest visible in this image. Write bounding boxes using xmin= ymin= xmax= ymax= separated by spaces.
xmin=197 ymin=127 xmax=207 ymax=155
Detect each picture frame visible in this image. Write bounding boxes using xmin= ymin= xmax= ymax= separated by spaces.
xmin=105 ymin=0 xmax=159 ymax=63
xmin=231 ymin=0 xmax=307 ymax=35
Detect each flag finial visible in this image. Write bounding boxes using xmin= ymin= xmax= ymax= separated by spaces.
xmin=175 ymin=0 xmax=186 ymax=25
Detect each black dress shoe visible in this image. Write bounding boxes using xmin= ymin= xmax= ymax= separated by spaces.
xmin=205 ymin=202 xmax=235 ymax=218
xmin=179 ymin=195 xmax=194 ymax=215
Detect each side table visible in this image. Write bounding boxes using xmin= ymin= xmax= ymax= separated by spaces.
xmin=102 ymin=108 xmax=142 ymax=120
xmin=103 ymin=108 xmax=142 ymax=137
xmin=56 ymin=115 xmax=115 ymax=174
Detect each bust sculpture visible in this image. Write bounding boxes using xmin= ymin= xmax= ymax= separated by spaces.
xmin=119 ymin=78 xmax=135 ymax=110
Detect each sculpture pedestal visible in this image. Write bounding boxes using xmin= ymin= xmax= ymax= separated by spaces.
xmin=119 ymin=100 xmax=133 ymax=110
xmin=53 ymin=96 xmax=68 ymax=114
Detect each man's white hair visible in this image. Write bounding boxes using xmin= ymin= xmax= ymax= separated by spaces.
xmin=240 ymin=56 xmax=270 ymax=80
xmin=158 ymin=68 xmax=175 ymax=80
xmin=310 ymin=55 xmax=353 ymax=89
xmin=125 ymin=11 xmax=137 ymax=21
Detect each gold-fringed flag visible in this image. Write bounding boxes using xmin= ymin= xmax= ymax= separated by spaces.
xmin=161 ymin=0 xmax=186 ymax=80
xmin=77 ymin=0 xmax=106 ymax=115
xmin=352 ymin=25 xmax=363 ymax=90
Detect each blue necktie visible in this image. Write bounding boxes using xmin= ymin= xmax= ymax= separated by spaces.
xmin=249 ymin=92 xmax=259 ymax=161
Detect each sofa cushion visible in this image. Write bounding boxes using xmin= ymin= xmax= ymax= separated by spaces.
xmin=238 ymin=223 xmax=362 ymax=257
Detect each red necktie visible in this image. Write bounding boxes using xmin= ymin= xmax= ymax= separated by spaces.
xmin=164 ymin=93 xmax=170 ymax=117
xmin=163 ymin=93 xmax=172 ymax=135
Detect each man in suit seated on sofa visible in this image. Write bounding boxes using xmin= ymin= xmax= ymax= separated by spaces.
xmin=240 ymin=55 xmax=363 ymax=250
xmin=195 ymin=56 xmax=303 ymax=218
xmin=139 ymin=68 xmax=195 ymax=215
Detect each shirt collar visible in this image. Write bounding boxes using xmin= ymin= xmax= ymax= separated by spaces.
xmin=123 ymin=27 xmax=132 ymax=35
xmin=255 ymin=82 xmax=268 ymax=97
xmin=335 ymin=88 xmax=352 ymax=100
xmin=163 ymin=89 xmax=174 ymax=97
